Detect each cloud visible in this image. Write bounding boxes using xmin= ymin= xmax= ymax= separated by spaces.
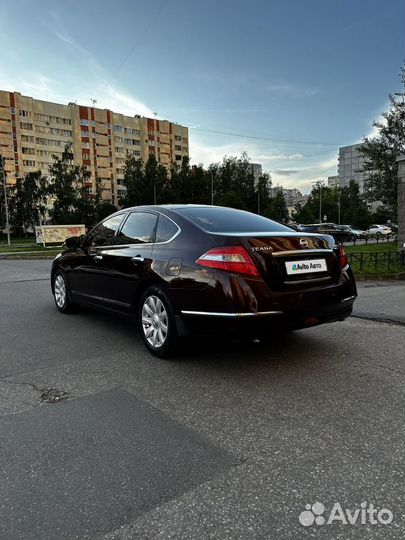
xmin=254 ymin=153 xmax=304 ymax=161
xmin=265 ymin=83 xmax=318 ymax=97
xmin=1 ymin=23 xmax=155 ymax=119
xmin=272 ymin=169 xmax=300 ymax=176
xmin=189 ymin=135 xmax=338 ymax=193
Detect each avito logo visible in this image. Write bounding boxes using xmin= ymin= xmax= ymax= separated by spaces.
xmin=298 ymin=501 xmax=393 ymax=527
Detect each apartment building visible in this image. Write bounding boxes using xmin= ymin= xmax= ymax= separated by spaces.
xmin=0 ymin=90 xmax=189 ymax=204
xmin=327 ymin=175 xmax=339 ymax=188
xmin=338 ymin=143 xmax=367 ymax=191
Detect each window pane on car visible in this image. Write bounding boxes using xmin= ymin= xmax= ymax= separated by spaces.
xmin=86 ymin=214 xmax=125 ymax=246
xmin=155 ymin=215 xmax=179 ymax=242
xmin=117 ymin=212 xmax=157 ymax=244
xmin=175 ymin=207 xmax=292 ymax=233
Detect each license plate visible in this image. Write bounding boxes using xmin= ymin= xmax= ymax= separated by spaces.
xmin=285 ymin=258 xmax=327 ymax=275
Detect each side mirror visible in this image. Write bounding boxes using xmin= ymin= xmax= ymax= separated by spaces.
xmin=65 ymin=236 xmax=82 ymax=249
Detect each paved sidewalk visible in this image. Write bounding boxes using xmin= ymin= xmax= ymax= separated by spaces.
xmin=354 ymin=281 xmax=405 ymax=325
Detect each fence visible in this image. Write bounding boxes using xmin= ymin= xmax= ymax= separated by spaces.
xmin=347 ymin=250 xmax=405 ymax=273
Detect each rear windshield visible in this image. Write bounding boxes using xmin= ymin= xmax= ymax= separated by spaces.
xmin=175 ymin=207 xmax=293 ymax=233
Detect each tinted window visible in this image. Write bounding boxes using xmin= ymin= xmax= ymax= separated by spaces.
xmin=175 ymin=207 xmax=292 ymax=233
xmin=86 ymin=214 xmax=124 ymax=246
xmin=155 ymin=215 xmax=179 ymax=242
xmin=117 ymin=212 xmax=157 ymax=244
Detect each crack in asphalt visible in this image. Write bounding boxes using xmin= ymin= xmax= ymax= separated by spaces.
xmin=351 ymin=313 xmax=405 ymax=327
xmin=0 ymin=278 xmax=49 ymax=284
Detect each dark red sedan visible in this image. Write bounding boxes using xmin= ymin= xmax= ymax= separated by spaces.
xmin=51 ymin=205 xmax=357 ymax=357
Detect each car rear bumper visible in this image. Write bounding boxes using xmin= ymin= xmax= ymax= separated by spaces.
xmin=178 ymin=296 xmax=356 ymax=336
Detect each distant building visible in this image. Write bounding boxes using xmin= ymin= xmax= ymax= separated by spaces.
xmin=0 ymin=90 xmax=189 ymax=205
xmin=338 ymin=143 xmax=367 ymax=191
xmin=327 ymin=175 xmax=339 ymax=188
xmin=269 ymin=186 xmax=308 ymax=218
xmin=247 ymin=162 xmax=262 ymax=187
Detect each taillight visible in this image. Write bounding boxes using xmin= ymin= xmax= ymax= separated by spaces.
xmin=339 ymin=245 xmax=348 ymax=268
xmin=196 ymin=246 xmax=260 ymax=277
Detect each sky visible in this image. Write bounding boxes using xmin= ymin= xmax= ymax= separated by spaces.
xmin=0 ymin=0 xmax=404 ymax=192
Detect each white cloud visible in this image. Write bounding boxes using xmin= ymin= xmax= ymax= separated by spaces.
xmin=190 ymin=135 xmax=337 ymax=193
xmin=266 ymin=83 xmax=318 ymax=98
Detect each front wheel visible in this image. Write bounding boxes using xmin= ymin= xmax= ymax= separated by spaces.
xmin=139 ymin=286 xmax=178 ymax=358
xmin=52 ymin=271 xmax=76 ymax=313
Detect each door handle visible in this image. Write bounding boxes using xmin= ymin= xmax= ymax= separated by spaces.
xmin=93 ymin=255 xmax=103 ymax=261
xmin=131 ymin=256 xmax=145 ymax=263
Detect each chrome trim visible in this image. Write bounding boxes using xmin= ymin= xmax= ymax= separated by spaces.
xmin=341 ymin=295 xmax=356 ymax=303
xmin=272 ymin=249 xmax=333 ymax=257
xmin=180 ymin=310 xmax=283 ymax=317
xmin=89 ymin=213 xmax=181 ymax=251
xmin=284 ymin=276 xmax=331 ymax=285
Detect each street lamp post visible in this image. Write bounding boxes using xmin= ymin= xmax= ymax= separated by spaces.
xmin=210 ymin=170 xmax=214 ymax=205
xmin=311 ymin=180 xmax=324 ymax=224
xmin=1 ymin=155 xmax=11 ymax=246
xmin=337 ymin=188 xmax=341 ymax=225
xmin=319 ymin=183 xmax=322 ymax=223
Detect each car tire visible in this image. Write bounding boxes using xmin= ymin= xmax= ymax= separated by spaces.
xmin=52 ymin=271 xmax=76 ymax=313
xmin=139 ymin=286 xmax=179 ymax=358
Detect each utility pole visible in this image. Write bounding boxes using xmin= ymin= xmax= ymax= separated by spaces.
xmin=0 ymin=155 xmax=11 ymax=246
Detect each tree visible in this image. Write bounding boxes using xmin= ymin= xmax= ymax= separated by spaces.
xmin=361 ymin=67 xmax=405 ymax=219
xmin=0 ymin=156 xmax=8 ymax=233
xmin=268 ymin=190 xmax=289 ymax=222
xmin=48 ymin=144 xmax=95 ymax=226
xmin=9 ymin=171 xmax=48 ymax=234
xmin=121 ymin=155 xmax=145 ymax=207
xmin=338 ymin=181 xmax=370 ymax=229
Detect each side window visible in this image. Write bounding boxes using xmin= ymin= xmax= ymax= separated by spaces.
xmin=155 ymin=215 xmax=179 ymax=243
xmin=86 ymin=214 xmax=124 ymax=246
xmin=117 ymin=212 xmax=157 ymax=245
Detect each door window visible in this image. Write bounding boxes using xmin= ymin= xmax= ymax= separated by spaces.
xmin=86 ymin=214 xmax=125 ymax=246
xmin=117 ymin=212 xmax=157 ymax=245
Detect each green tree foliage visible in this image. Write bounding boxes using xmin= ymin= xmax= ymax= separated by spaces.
xmin=121 ymin=152 xmax=279 ymax=215
xmin=294 ymin=181 xmax=371 ymax=228
xmin=48 ymin=144 xmax=104 ymax=227
xmin=361 ymin=67 xmax=405 ymax=219
xmin=9 ymin=171 xmax=48 ymax=234
xmin=268 ymin=190 xmax=289 ymax=222
xmin=0 ymin=156 xmax=8 ymax=231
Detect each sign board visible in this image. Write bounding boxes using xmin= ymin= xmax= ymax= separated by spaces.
xmin=35 ymin=225 xmax=86 ymax=246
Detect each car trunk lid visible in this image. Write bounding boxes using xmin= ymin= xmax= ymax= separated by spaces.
xmin=238 ymin=233 xmax=340 ymax=290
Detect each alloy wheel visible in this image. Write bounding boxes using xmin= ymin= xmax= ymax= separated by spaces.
xmin=141 ymin=295 xmax=169 ymax=349
xmin=54 ymin=275 xmax=67 ymax=308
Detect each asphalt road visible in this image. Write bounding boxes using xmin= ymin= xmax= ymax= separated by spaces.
xmin=0 ymin=260 xmax=404 ymax=540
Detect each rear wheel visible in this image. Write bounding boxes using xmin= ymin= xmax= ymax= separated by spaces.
xmin=52 ymin=271 xmax=75 ymax=313
xmin=139 ymin=286 xmax=178 ymax=358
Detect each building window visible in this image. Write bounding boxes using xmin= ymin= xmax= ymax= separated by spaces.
xmin=19 ymin=110 xmax=30 ymax=117
xmin=20 ymin=122 xmax=33 ymax=130
xmin=23 ymin=159 xmax=36 ymax=167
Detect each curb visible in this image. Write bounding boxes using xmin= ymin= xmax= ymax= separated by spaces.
xmin=354 ymin=272 xmax=405 ymax=281
xmin=0 ymin=254 xmax=56 ymax=260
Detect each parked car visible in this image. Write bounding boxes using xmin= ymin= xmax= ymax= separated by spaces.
xmin=340 ymin=225 xmax=367 ymax=240
xmin=299 ymin=223 xmax=351 ymax=243
xmin=51 ymin=205 xmax=357 ymax=358
xmin=366 ymin=224 xmax=392 ymax=237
